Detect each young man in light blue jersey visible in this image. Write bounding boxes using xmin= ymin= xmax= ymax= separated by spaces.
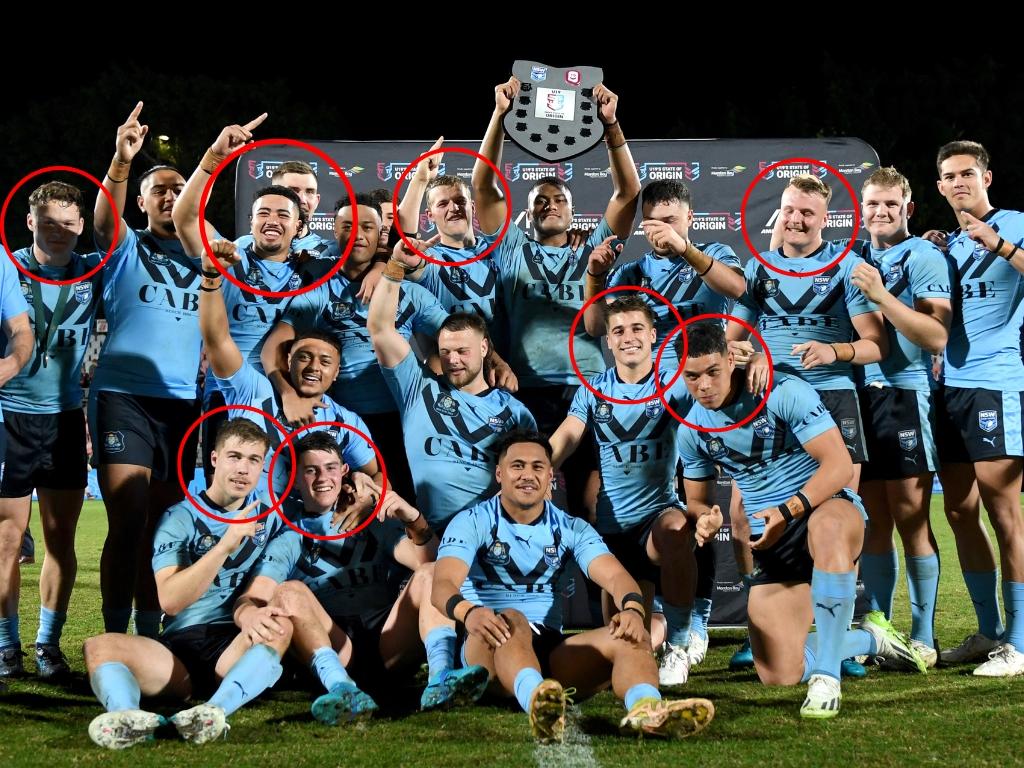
xmin=83 ymin=420 xmax=294 ymax=749
xmin=734 ymin=174 xmax=888 ymax=490
xmin=472 ymin=77 xmax=641 ymax=520
xmin=198 ymin=239 xmax=381 ymax=507
xmin=0 ymin=182 xmax=101 ymax=680
xmin=433 ymin=430 xmax=716 ymax=743
xmin=583 ymin=179 xmax=747 ymax=669
xmin=251 ymin=432 xmax=488 ymax=720
xmin=367 ymin=235 xmax=536 ymax=530
xmin=262 ymin=194 xmax=449 ymax=501
xmin=235 ymin=160 xmax=333 ymax=257
xmin=675 ymin=323 xmax=925 ymax=720
xmin=91 ymin=103 xmax=229 ymax=638
xmin=846 ymin=168 xmax=952 ymax=669
xmin=925 ymin=140 xmax=1024 ymax=676
xmin=0 ymin=187 xmax=48 ymax=680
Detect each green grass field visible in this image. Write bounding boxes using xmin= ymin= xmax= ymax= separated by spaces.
xmin=2 ymin=498 xmax=1023 ymax=767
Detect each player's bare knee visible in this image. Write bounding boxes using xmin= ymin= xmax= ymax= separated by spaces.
xmin=498 ymin=608 xmax=530 ymax=634
xmin=82 ymin=634 xmax=121 ymax=671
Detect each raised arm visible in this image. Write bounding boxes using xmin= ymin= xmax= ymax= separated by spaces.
xmin=472 ymin=77 xmax=519 ymax=236
xmin=95 ymin=101 xmax=147 ymax=249
xmin=593 ymin=84 xmax=641 ymax=239
xmin=198 ymin=240 xmax=244 ymax=379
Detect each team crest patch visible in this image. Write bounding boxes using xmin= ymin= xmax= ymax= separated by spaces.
xmin=759 ymin=278 xmax=779 ymax=298
xmin=531 ymin=250 xmax=545 ymax=264
xmin=973 ymin=241 xmax=988 ymax=260
xmin=288 ymin=273 xmax=302 ymax=290
xmin=812 ymin=275 xmax=833 ymax=295
xmin=433 ymin=394 xmax=460 ymax=417
xmin=103 ymin=431 xmax=126 ymax=454
xmin=594 ymin=402 xmax=613 ymax=423
xmin=306 ymin=543 xmax=321 ymax=564
xmin=706 ymin=437 xmax=726 ymax=457
xmin=677 ymin=265 xmax=696 ymax=284
xmin=898 ymin=429 xmax=918 ymax=451
xmin=640 ymin=276 xmax=652 ymax=289
xmin=20 ymin=282 xmax=31 ymax=300
xmin=196 ymin=534 xmax=217 ymax=554
xmin=752 ymin=415 xmax=775 ymax=438
xmin=543 ymin=545 xmax=561 ymax=567
xmin=447 ymin=266 xmax=468 ymax=285
xmin=246 ymin=267 xmax=265 ymax=288
xmin=253 ymin=521 xmax=268 ymax=546
xmin=330 ymin=301 xmax=353 ymax=321
xmin=73 ymin=281 xmax=92 ymax=304
xmin=147 ymin=252 xmax=171 ymax=267
xmin=645 ymin=400 xmax=663 ymax=418
xmin=326 ymin=428 xmax=341 ymax=441
xmin=979 ymin=409 xmax=998 ymax=433
xmin=886 ymin=264 xmax=904 ymax=284
xmin=530 ymin=65 xmax=547 ymax=82
xmin=840 ymin=418 xmax=857 ymax=440
xmin=485 ymin=540 xmax=510 ymax=565
xmin=487 ymin=415 xmax=507 ymax=433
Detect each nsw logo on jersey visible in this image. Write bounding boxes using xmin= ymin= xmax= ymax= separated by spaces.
xmin=840 ymin=418 xmax=858 ymax=440
xmin=330 ymin=301 xmax=353 ymax=321
xmin=103 ymin=431 xmax=126 ymax=454
xmin=487 ymin=415 xmax=508 ymax=433
xmin=706 ymin=437 xmax=726 ymax=457
xmin=253 ymin=521 xmax=268 ymax=546
xmin=148 ymin=252 xmax=172 ymax=267
xmin=196 ymin=534 xmax=217 ymax=554
xmin=973 ymin=241 xmax=989 ymax=260
xmin=752 ymin=415 xmax=775 ymax=438
xmin=886 ymin=264 xmax=904 ymax=284
xmin=447 ymin=266 xmax=469 ymax=285
xmin=645 ymin=400 xmax=663 ymax=418
xmin=898 ymin=429 xmax=918 ymax=451
xmin=246 ymin=268 xmax=266 ymax=289
xmin=543 ymin=544 xmax=561 ymax=567
xmin=759 ymin=278 xmax=779 ymax=298
xmin=20 ymin=282 xmax=31 ymax=301
xmin=288 ymin=273 xmax=302 ymax=290
xmin=812 ymin=275 xmax=833 ymax=296
xmin=979 ymin=409 xmax=998 ymax=433
xmin=73 ymin=281 xmax=93 ymax=305
xmin=677 ymin=265 xmax=696 ymax=284
xmin=434 ymin=394 xmax=460 ymax=417
xmin=594 ymin=402 xmax=613 ymax=423
xmin=485 ymin=540 xmax=510 ymax=565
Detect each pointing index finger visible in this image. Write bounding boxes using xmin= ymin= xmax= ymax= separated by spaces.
xmin=243 ymin=113 xmax=269 ymax=132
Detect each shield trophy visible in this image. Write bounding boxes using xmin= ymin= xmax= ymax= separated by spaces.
xmin=503 ymin=60 xmax=606 ymax=162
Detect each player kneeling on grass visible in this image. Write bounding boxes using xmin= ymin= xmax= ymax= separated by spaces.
xmin=84 ymin=420 xmax=294 ymax=749
xmin=674 ymin=323 xmax=927 ymax=720
xmin=433 ymin=430 xmax=716 ymax=744
xmin=249 ymin=432 xmax=489 ymax=724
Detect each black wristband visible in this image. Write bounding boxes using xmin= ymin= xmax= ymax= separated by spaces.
xmin=996 ymin=237 xmax=1006 ymax=256
xmin=198 ymin=284 xmax=221 ymax=292
xmin=622 ymin=605 xmax=645 ymax=618
xmin=462 ymin=605 xmax=481 ymax=624
xmin=620 ymin=592 xmax=644 ymax=611
xmin=697 ymin=258 xmax=714 ymax=277
xmin=1005 ymin=244 xmax=1020 ymax=261
xmin=778 ymin=504 xmax=794 ymax=523
xmin=795 ymin=491 xmax=813 ymax=516
xmin=201 ymin=268 xmax=222 ymax=278
xmin=445 ymin=593 xmax=466 ymax=621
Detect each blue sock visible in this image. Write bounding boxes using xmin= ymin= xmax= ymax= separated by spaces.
xmin=133 ymin=610 xmax=161 ymax=639
xmin=1001 ymin=581 xmax=1024 ymax=650
xmin=661 ymin=602 xmax=692 ymax=647
xmin=860 ymin=551 xmax=899 ymax=618
xmin=0 ymin=616 xmax=20 ymax=648
xmin=102 ymin=608 xmax=132 ymax=634
xmin=90 ymin=662 xmax=141 ymax=712
xmin=624 ymin=683 xmax=661 ymax=710
xmin=35 ymin=607 xmax=67 ymax=646
xmin=810 ymin=569 xmax=857 ymax=681
xmin=208 ymin=644 xmax=283 ymax=716
xmin=906 ymin=554 xmax=940 ymax=645
xmin=513 ymin=667 xmax=544 ymax=713
xmin=690 ymin=598 xmax=713 ymax=640
xmin=964 ymin=571 xmax=1004 ymax=639
xmin=801 ymin=641 xmax=816 ymax=683
xmin=425 ymin=626 xmax=456 ymax=681
xmin=310 ymin=647 xmax=354 ymax=692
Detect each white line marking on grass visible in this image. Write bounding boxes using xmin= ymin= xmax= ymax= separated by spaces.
xmin=533 ymin=706 xmax=600 ymax=768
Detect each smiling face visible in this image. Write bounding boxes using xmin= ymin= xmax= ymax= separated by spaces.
xmin=937 ymin=154 xmax=992 ymax=217
xmin=779 ymin=186 xmax=828 ymax=254
xmin=298 ymin=448 xmax=348 ymax=514
xmin=495 ymin=440 xmax=553 ymax=510
xmin=27 ymin=200 xmax=83 ymax=261
xmin=250 ymin=193 xmax=300 ymax=257
xmin=287 ymin=337 xmax=340 ymax=398
xmin=426 ymin=182 xmax=474 ymax=242
xmin=210 ymin=436 xmax=266 ymax=500
xmin=862 ymin=183 xmax=913 ymax=245
xmin=606 ymin=309 xmax=656 ymax=371
xmin=528 ymin=182 xmax=573 ymax=237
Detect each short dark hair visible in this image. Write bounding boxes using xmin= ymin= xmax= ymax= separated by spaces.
xmin=603 ymin=296 xmax=656 ymax=327
xmin=291 ymin=330 xmax=342 ymax=359
xmin=138 ymin=165 xmax=183 ymax=189
xmin=685 ymin=321 xmax=728 ymax=359
xmin=641 ymin=179 xmax=692 ymax=209
xmin=214 ymin=419 xmax=271 ymax=453
xmin=28 ymin=181 xmax=84 ymax=215
xmin=295 ymin=431 xmax=342 ymax=462
xmin=439 ymin=312 xmax=488 ymax=337
xmin=496 ymin=429 xmax=553 ymax=462
xmin=335 ymin=192 xmax=382 ymax=219
xmin=936 ymin=140 xmax=990 ymax=174
xmin=367 ymin=188 xmax=393 ymax=205
xmin=252 ymin=185 xmax=306 ymax=226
